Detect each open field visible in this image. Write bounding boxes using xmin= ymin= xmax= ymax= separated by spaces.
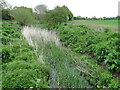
xmin=69 ymin=20 xmax=118 ymax=32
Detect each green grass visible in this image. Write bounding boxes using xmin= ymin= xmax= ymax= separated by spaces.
xmin=70 ymin=20 xmax=118 ymax=32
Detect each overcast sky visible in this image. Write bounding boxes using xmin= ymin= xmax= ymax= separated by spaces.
xmin=5 ymin=0 xmax=120 ymax=17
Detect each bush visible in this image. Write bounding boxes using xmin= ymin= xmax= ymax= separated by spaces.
xmin=2 ymin=22 xmax=51 ymax=88
xmin=57 ymin=24 xmax=120 ymax=72
xmin=2 ymin=45 xmax=13 ymax=63
xmin=2 ymin=9 xmax=13 ymax=20
xmin=1 ymin=22 xmax=36 ymax=63
xmin=44 ymin=6 xmax=73 ymax=28
xmin=2 ymin=60 xmax=51 ymax=88
xmin=10 ymin=6 xmax=35 ymax=26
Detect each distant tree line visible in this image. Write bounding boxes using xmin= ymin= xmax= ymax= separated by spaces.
xmin=74 ymin=16 xmax=120 ymax=20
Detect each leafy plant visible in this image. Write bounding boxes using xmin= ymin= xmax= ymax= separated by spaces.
xmin=56 ymin=23 xmax=120 ymax=72
xmin=2 ymin=60 xmax=51 ymax=88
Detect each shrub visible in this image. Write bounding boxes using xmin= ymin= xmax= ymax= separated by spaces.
xmin=10 ymin=6 xmax=35 ymax=26
xmin=1 ymin=22 xmax=36 ymax=63
xmin=57 ymin=24 xmax=120 ymax=72
xmin=2 ymin=22 xmax=51 ymax=88
xmin=2 ymin=9 xmax=13 ymax=20
xmin=2 ymin=45 xmax=12 ymax=63
xmin=44 ymin=6 xmax=73 ymax=28
xmin=2 ymin=60 xmax=51 ymax=88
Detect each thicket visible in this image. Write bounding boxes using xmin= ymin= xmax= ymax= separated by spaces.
xmin=44 ymin=6 xmax=73 ymax=28
xmin=1 ymin=9 xmax=13 ymax=20
xmin=1 ymin=22 xmax=51 ymax=88
xmin=0 ymin=0 xmax=13 ymax=20
xmin=57 ymin=24 xmax=120 ymax=73
xmin=10 ymin=7 xmax=35 ymax=26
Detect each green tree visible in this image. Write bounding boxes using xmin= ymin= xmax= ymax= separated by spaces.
xmin=44 ymin=5 xmax=73 ymax=28
xmin=2 ymin=9 xmax=13 ymax=20
xmin=10 ymin=6 xmax=35 ymax=26
xmin=61 ymin=5 xmax=73 ymax=20
xmin=0 ymin=0 xmax=12 ymax=20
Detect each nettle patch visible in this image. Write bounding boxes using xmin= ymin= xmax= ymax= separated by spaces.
xmin=1 ymin=22 xmax=51 ymax=88
xmin=57 ymin=24 xmax=120 ymax=73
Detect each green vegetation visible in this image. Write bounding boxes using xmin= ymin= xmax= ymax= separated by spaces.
xmin=44 ymin=5 xmax=73 ymax=28
xmin=57 ymin=24 xmax=120 ymax=73
xmin=2 ymin=60 xmax=50 ymax=88
xmin=43 ymin=44 xmax=120 ymax=88
xmin=2 ymin=22 xmax=120 ymax=88
xmin=22 ymin=26 xmax=120 ymax=88
xmin=1 ymin=22 xmax=51 ymax=88
xmin=70 ymin=20 xmax=118 ymax=32
xmin=1 ymin=9 xmax=13 ymax=20
xmin=10 ymin=7 xmax=35 ymax=26
xmin=1 ymin=0 xmax=120 ymax=88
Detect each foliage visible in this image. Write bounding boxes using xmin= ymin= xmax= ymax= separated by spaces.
xmin=44 ymin=43 xmax=120 ymax=88
xmin=61 ymin=5 xmax=73 ymax=20
xmin=2 ymin=21 xmax=120 ymax=88
xmin=54 ymin=23 xmax=120 ymax=88
xmin=1 ymin=22 xmax=51 ymax=88
xmin=75 ymin=54 xmax=120 ymax=88
xmin=44 ymin=6 xmax=73 ymax=28
xmin=57 ymin=24 xmax=120 ymax=72
xmin=10 ymin=6 xmax=35 ymax=26
xmin=40 ymin=43 xmax=90 ymax=88
xmin=2 ymin=60 xmax=50 ymax=88
xmin=73 ymin=16 xmax=118 ymax=20
xmin=2 ymin=9 xmax=13 ymax=20
xmin=23 ymin=27 xmax=90 ymax=88
xmin=26 ymin=27 xmax=120 ymax=88
xmin=0 ymin=0 xmax=12 ymax=20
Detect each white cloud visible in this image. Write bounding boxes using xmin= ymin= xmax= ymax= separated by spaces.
xmin=5 ymin=0 xmax=119 ymax=17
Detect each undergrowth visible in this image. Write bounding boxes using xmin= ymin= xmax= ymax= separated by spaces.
xmin=56 ymin=23 xmax=120 ymax=73
xmin=1 ymin=22 xmax=51 ymax=88
xmin=1 ymin=22 xmax=120 ymax=88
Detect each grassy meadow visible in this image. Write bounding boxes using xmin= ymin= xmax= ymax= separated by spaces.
xmin=70 ymin=20 xmax=118 ymax=32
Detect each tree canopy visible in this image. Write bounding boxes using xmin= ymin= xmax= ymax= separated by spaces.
xmin=10 ymin=6 xmax=35 ymax=26
xmin=44 ymin=5 xmax=73 ymax=28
